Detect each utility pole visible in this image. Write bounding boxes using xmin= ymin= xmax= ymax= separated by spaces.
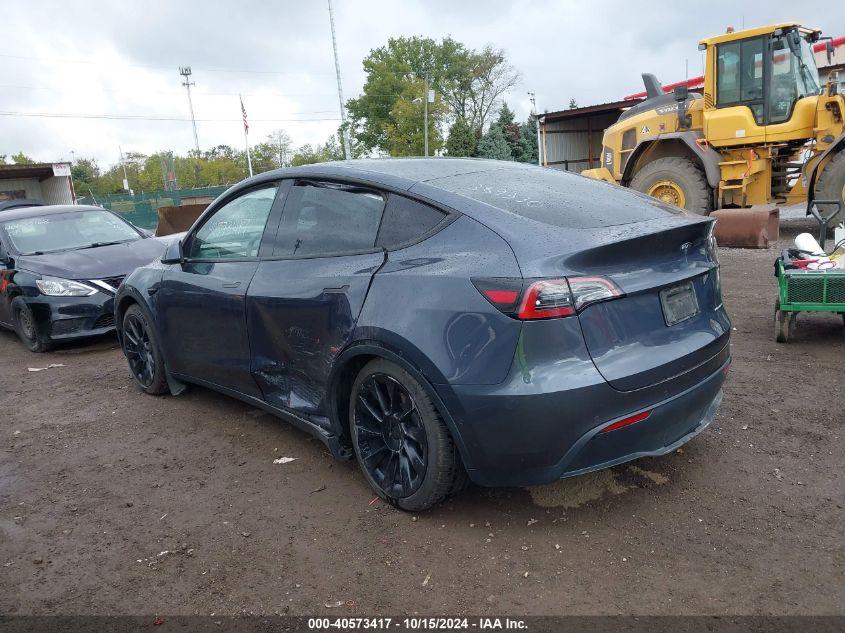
xmin=179 ymin=66 xmax=200 ymax=155
xmin=528 ymin=92 xmax=542 ymax=167
xmin=118 ymin=145 xmax=130 ymax=193
xmin=327 ymin=0 xmax=351 ymax=160
xmin=424 ymin=75 xmax=430 ymax=157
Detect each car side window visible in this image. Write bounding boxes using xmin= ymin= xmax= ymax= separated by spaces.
xmin=376 ymin=194 xmax=448 ymax=249
xmin=273 ymin=182 xmax=385 ymax=257
xmin=188 ymin=185 xmax=278 ymax=260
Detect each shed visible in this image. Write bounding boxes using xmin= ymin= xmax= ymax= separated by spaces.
xmin=0 ymin=163 xmax=75 ymax=205
xmin=538 ymin=100 xmax=641 ymax=173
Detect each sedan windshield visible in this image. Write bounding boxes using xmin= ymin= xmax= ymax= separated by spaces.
xmin=0 ymin=209 xmax=141 ymax=255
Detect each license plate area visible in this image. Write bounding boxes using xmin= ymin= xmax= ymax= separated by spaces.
xmin=660 ymin=281 xmax=699 ymax=326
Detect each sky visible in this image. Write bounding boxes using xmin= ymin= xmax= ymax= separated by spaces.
xmin=1 ymin=0 xmax=842 ymax=170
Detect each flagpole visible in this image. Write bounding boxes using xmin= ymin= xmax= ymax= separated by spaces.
xmin=240 ymin=94 xmax=253 ymax=177
xmin=245 ymin=129 xmax=253 ymax=177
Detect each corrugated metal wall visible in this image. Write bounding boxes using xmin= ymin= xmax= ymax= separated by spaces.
xmin=40 ymin=176 xmax=74 ymax=204
xmin=542 ymin=112 xmax=619 ymax=174
xmin=0 ymin=176 xmax=73 ymax=204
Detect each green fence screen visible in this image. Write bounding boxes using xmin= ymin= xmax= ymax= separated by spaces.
xmin=77 ymin=186 xmax=228 ymax=230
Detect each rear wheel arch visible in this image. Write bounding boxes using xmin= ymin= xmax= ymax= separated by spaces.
xmin=328 ymin=341 xmax=471 ymax=469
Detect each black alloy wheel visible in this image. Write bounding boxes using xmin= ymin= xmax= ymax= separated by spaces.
xmin=121 ymin=304 xmax=168 ymax=395
xmin=349 ymin=358 xmax=468 ymax=511
xmin=123 ymin=312 xmax=155 ymax=387
xmin=353 ymin=373 xmax=428 ymax=498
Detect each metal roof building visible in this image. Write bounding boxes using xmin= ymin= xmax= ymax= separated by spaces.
xmin=0 ymin=163 xmax=75 ymax=205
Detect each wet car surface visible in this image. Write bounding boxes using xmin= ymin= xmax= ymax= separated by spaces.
xmin=114 ymin=158 xmax=730 ymax=510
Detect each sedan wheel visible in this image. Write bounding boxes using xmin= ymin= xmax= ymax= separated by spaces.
xmin=350 ymin=359 xmax=467 ymax=511
xmin=11 ymin=297 xmax=52 ymax=353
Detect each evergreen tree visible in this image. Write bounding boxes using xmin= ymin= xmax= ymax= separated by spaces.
xmin=477 ymin=124 xmax=513 ymax=161
xmin=514 ymin=116 xmax=539 ymax=163
xmin=495 ymin=102 xmax=522 ymax=159
xmin=445 ymin=118 xmax=478 ymax=157
xmin=568 ymin=98 xmax=578 ymax=109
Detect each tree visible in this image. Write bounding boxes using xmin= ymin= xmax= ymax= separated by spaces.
xmin=71 ymin=158 xmax=100 ymax=189
xmin=346 ymin=36 xmax=519 ymax=155
xmin=290 ymin=134 xmax=349 ymax=166
xmin=461 ymin=46 xmax=520 ymax=131
xmin=514 ymin=116 xmax=539 ymax=164
xmin=347 ymin=36 xmax=456 ymax=154
xmin=477 ymin=124 xmax=512 ymax=161
xmin=568 ymin=98 xmax=578 ymax=109
xmin=265 ymin=129 xmax=292 ymax=168
xmin=495 ymin=102 xmax=522 ymax=159
xmin=11 ymin=152 xmax=35 ymax=165
xmin=383 ymin=79 xmax=448 ymax=156
xmin=445 ymin=118 xmax=477 ymax=157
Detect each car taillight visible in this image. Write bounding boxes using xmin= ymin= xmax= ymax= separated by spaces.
xmin=567 ymin=276 xmax=623 ymax=311
xmin=472 ymin=276 xmax=622 ymax=321
xmin=518 ymin=279 xmax=575 ymax=319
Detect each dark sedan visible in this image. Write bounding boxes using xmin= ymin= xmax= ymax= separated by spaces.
xmin=115 ymin=159 xmax=731 ymax=510
xmin=0 ymin=205 xmax=172 ymax=352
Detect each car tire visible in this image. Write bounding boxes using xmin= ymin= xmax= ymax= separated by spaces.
xmin=121 ymin=304 xmax=169 ymax=395
xmin=814 ymin=150 xmax=845 ymax=226
xmin=11 ymin=297 xmax=53 ymax=353
xmin=631 ymin=157 xmax=712 ymax=215
xmin=349 ymin=358 xmax=466 ymax=511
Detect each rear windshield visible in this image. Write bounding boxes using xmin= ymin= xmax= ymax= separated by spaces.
xmin=430 ymin=168 xmax=681 ymax=229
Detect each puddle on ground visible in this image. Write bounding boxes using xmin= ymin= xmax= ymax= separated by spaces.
xmin=526 ymin=465 xmax=670 ymax=508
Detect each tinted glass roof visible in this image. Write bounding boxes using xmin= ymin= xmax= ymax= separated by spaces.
xmin=427 ymin=165 xmax=681 ymax=229
xmin=324 ymin=157 xmax=528 ymax=182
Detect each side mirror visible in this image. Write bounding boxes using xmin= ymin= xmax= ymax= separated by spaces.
xmin=673 ymin=85 xmax=689 ymax=102
xmin=161 ymin=239 xmax=184 ymax=264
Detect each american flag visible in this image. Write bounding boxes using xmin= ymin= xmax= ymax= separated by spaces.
xmin=240 ymin=95 xmax=249 ymax=133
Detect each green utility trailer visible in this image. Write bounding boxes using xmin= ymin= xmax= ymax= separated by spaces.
xmin=774 ymin=200 xmax=845 ymax=343
xmin=774 ymin=263 xmax=845 ymax=343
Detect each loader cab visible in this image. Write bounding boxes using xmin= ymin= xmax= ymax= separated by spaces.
xmin=702 ymin=24 xmax=822 ymax=145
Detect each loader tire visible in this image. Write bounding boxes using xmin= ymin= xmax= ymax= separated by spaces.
xmin=814 ymin=150 xmax=845 ymax=226
xmin=631 ymin=157 xmax=712 ymax=215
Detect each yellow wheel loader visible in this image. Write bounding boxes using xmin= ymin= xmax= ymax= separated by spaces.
xmin=583 ymin=23 xmax=845 ymax=227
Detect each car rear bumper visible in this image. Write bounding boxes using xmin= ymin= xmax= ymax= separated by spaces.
xmin=26 ymin=294 xmax=116 ymax=340
xmin=438 ymin=329 xmax=729 ymax=487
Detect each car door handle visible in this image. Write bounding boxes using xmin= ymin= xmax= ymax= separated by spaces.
xmin=323 ymin=284 xmax=349 ymax=293
xmin=222 ymin=281 xmax=242 ymax=288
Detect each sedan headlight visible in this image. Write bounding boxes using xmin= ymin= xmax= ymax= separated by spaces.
xmin=35 ymin=276 xmax=98 ymax=297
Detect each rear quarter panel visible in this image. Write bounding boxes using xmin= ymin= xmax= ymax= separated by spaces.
xmin=356 ymin=214 xmax=522 ymax=387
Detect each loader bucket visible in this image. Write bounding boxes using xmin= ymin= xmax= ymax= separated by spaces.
xmin=711 ymin=205 xmax=780 ymax=249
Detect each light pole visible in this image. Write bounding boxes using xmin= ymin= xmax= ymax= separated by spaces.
xmin=424 ymin=75 xmax=430 ymax=157
xmin=413 ymin=76 xmax=434 ymax=157
xmin=528 ymin=92 xmax=542 ymax=167
xmin=179 ymin=66 xmax=200 ymax=155
xmin=327 ymin=0 xmax=351 ymax=160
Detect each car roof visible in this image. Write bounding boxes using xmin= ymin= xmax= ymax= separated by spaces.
xmin=0 ymin=204 xmax=106 ymax=223
xmin=0 ymin=199 xmax=45 ymax=212
xmin=239 ymin=157 xmax=534 ymax=191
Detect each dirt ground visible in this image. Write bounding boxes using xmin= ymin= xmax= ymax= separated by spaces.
xmin=1 ymin=214 xmax=843 ymax=616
